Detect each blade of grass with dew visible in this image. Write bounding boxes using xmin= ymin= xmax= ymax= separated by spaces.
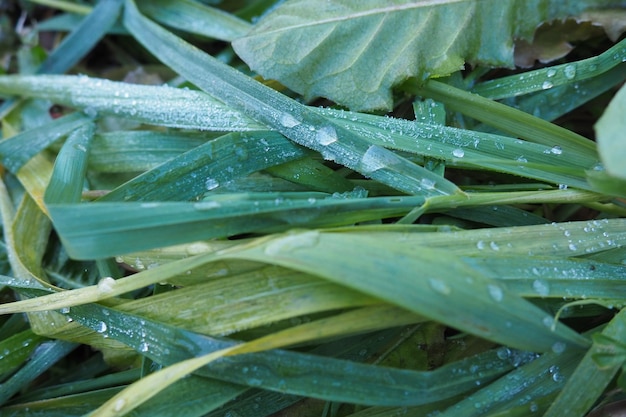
xmin=35 ymin=0 xmax=123 ymax=75
xmin=2 ymin=283 xmax=528 ymax=410
xmin=219 ymin=230 xmax=590 ymax=352
xmin=0 ymin=329 xmax=46 ymax=375
xmin=472 ymin=39 xmax=626 ymax=100
xmin=44 ymin=122 xmax=94 ymax=204
xmin=347 ymin=218 xmax=626 ymax=257
xmin=477 ymin=64 xmax=626 ymax=130
xmin=115 ymin=307 xmax=423 ymax=416
xmin=464 ymin=256 xmax=626 ymax=300
xmin=137 ymin=0 xmax=251 ymax=41
xmin=46 ymin=194 xmax=429 ymax=259
xmin=0 ymin=0 xmax=122 ymax=115
xmin=403 ymin=78 xmax=597 ymax=155
xmin=118 ymin=265 xmax=383 ymax=336
xmin=122 ymin=0 xmax=461 ymax=197
xmin=0 ymin=112 xmax=91 ymax=175
xmin=0 ymin=75 xmax=264 ymax=131
xmin=97 ymin=131 xmax=307 ymax=202
xmin=0 ymin=339 xmax=78 ymax=406
xmin=62 ymin=304 xmax=525 ymax=416
xmin=437 ymin=347 xmax=585 ymax=416
xmin=89 ymin=130 xmax=209 ymax=173
xmin=543 ymin=308 xmax=626 ymax=417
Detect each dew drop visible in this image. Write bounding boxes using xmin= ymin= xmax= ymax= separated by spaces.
xmin=546 ymin=69 xmax=557 ymax=78
xmin=428 ymin=278 xmax=452 ymax=295
xmin=550 ymin=146 xmax=563 ymax=155
xmin=97 ymin=277 xmax=116 ymax=293
xmin=558 ymin=184 xmax=568 ymax=190
xmin=542 ymin=81 xmax=553 ymax=90
xmin=516 ymin=156 xmax=528 ymax=163
xmin=452 ymin=148 xmax=465 ymax=158
xmin=96 ymin=321 xmax=108 ymax=333
xmin=114 ymin=399 xmax=126 ymax=412
xmin=205 ymin=178 xmax=219 ymax=191
xmin=264 ymin=231 xmax=320 ymax=256
xmin=568 ymin=243 xmax=578 ymax=251
xmin=564 ymin=65 xmax=576 ymax=79
xmin=496 ymin=347 xmax=511 ymax=359
xmin=487 ymin=284 xmax=504 ymax=302
xmin=316 ymin=125 xmax=338 ymax=146
xmin=489 ymin=241 xmax=500 ymax=251
xmin=532 ymin=279 xmax=550 ymax=297
xmin=60 ymin=307 xmax=70 ymax=314
xmin=551 ymin=341 xmax=566 ymax=354
xmin=359 ymin=145 xmax=400 ymax=173
xmin=139 ymin=342 xmax=149 ymax=352
xmin=279 ymin=112 xmax=300 ymax=128
xmin=476 ymin=240 xmax=486 ymax=250
xmin=420 ymin=178 xmax=436 ymax=190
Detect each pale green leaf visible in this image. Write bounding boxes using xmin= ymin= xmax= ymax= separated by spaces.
xmin=596 ymin=83 xmax=626 ymax=180
xmin=232 ymin=0 xmax=622 ymax=111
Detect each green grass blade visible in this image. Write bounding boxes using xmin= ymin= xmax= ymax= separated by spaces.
xmin=44 ymin=122 xmax=95 ymax=204
xmin=0 ymin=340 xmax=78 ymax=406
xmin=97 ymin=131 xmax=306 ymax=202
xmin=543 ymin=309 xmax=626 ymax=417
xmin=138 ymin=0 xmax=251 ymax=41
xmin=472 ymin=40 xmax=626 ymax=100
xmin=36 ymin=0 xmax=123 ymax=74
xmin=0 ymin=112 xmax=90 ymax=174
xmin=222 ymin=230 xmax=590 ymax=352
xmin=0 ymin=75 xmax=264 ymax=131
xmin=405 ymin=79 xmax=597 ymax=155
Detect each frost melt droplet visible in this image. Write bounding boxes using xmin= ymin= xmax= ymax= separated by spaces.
xmin=315 ymin=125 xmax=338 ymax=146
xmin=97 ymin=277 xmax=116 ymax=293
xmin=550 ymin=146 xmax=563 ymax=155
xmin=429 ymin=278 xmax=452 ymax=295
xmin=96 ymin=321 xmax=108 ymax=333
xmin=279 ymin=112 xmax=301 ymax=128
xmin=452 ymin=148 xmax=465 ymax=158
xmin=487 ymin=284 xmax=504 ymax=302
xmin=564 ymin=65 xmax=576 ymax=79
xmin=205 ymin=178 xmax=220 ymax=191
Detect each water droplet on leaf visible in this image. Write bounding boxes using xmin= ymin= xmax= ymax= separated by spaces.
xmin=316 ymin=125 xmax=338 ymax=146
xmin=97 ymin=277 xmax=116 ymax=293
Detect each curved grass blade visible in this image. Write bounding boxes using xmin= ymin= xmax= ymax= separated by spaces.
xmin=0 ymin=75 xmax=264 ymax=131
xmin=36 ymin=0 xmax=123 ymax=75
xmin=44 ymin=122 xmax=95 ymax=204
xmin=472 ymin=39 xmax=626 ymax=100
xmin=0 ymin=340 xmax=78 ymax=406
xmin=220 ymin=230 xmax=590 ymax=352
xmin=46 ymin=194 xmax=427 ymax=259
xmin=98 ymin=131 xmax=307 ymax=202
xmin=122 ymin=0 xmax=462 ymax=197
xmin=63 ymin=303 xmax=524 ymax=415
xmin=543 ymin=309 xmax=626 ymax=417
xmin=0 ymin=112 xmax=91 ymax=174
xmin=137 ymin=0 xmax=251 ymax=41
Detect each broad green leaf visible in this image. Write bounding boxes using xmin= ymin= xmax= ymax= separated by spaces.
xmin=596 ymin=83 xmax=626 ymax=180
xmin=232 ymin=0 xmax=623 ymax=111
